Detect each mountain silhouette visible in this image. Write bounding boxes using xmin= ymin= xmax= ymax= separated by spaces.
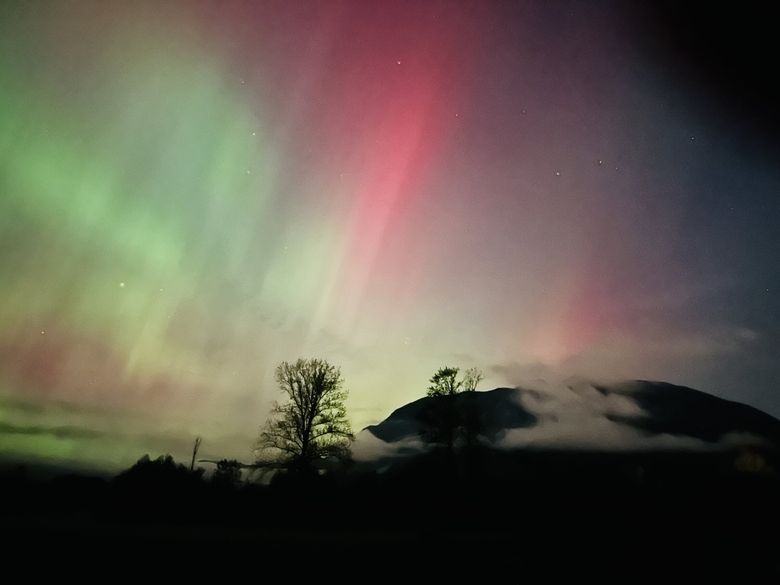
xmin=365 ymin=386 xmax=536 ymax=443
xmin=362 ymin=380 xmax=780 ymax=454
xmin=600 ymin=380 xmax=780 ymax=444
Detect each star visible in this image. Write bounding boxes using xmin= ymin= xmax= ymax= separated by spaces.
xmin=396 ymin=60 xmax=401 ymax=65
xmin=555 ymin=171 xmax=561 ymax=177
xmin=119 ymin=282 xmax=125 ymax=288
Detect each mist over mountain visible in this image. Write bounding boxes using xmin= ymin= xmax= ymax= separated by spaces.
xmin=355 ymin=380 xmax=780 ymax=465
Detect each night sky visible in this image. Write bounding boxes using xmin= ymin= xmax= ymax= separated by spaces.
xmin=1 ymin=1 xmax=778 ymax=471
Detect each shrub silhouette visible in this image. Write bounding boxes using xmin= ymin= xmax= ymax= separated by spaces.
xmin=111 ymin=454 xmax=206 ymax=520
xmin=211 ymin=459 xmax=243 ymax=487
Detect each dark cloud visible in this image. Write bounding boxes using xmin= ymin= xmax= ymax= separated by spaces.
xmin=0 ymin=421 xmax=104 ymax=440
xmin=0 ymin=393 xmax=112 ymax=416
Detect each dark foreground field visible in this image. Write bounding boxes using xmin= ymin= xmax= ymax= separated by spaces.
xmin=2 ymin=447 xmax=779 ymax=577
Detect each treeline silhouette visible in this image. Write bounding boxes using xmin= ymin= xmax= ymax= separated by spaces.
xmin=2 ymin=443 xmax=779 ymax=576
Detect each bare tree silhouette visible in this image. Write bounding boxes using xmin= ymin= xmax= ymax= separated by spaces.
xmin=255 ymin=358 xmax=353 ymax=476
xmin=462 ymin=368 xmax=484 ymax=392
xmin=422 ymin=366 xmax=485 ymax=454
xmin=427 ymin=366 xmax=484 ymax=396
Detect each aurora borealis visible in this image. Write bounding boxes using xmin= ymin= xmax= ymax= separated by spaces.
xmin=1 ymin=1 xmax=778 ymax=472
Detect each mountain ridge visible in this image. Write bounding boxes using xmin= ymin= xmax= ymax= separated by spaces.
xmin=361 ymin=380 xmax=780 ymax=455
